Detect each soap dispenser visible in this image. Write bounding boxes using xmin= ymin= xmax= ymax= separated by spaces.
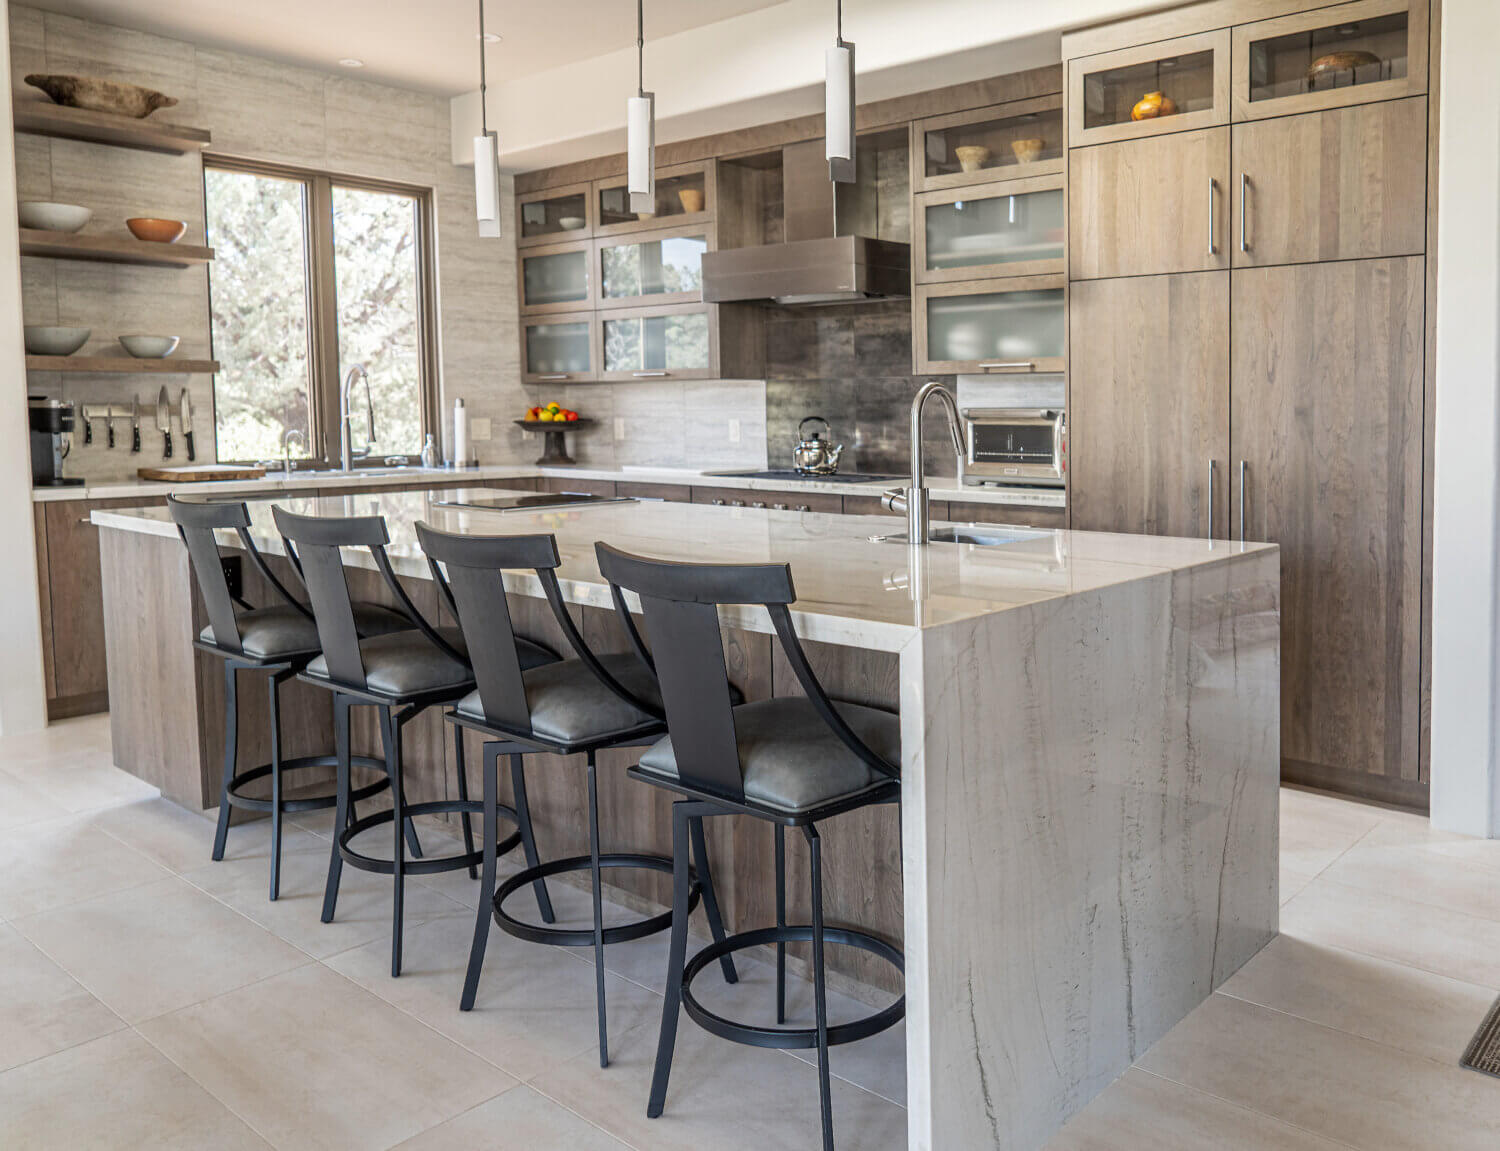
xmin=420 ymin=433 xmax=437 ymax=469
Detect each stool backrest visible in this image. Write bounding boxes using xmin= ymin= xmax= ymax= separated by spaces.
xmin=168 ymin=494 xmax=311 ymax=656
xmin=415 ymin=522 xmax=661 ymax=734
xmin=594 ymin=542 xmax=898 ymax=804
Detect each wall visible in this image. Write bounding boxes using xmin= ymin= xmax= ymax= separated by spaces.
xmin=9 ymin=4 xmax=528 ymax=481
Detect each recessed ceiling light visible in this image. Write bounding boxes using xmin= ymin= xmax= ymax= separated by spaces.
xmin=476 ymin=32 xmax=501 ymax=43
xmin=338 ymin=57 xmax=364 ymax=68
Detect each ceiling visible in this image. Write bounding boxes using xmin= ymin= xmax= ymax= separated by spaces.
xmin=27 ymin=0 xmax=789 ymax=95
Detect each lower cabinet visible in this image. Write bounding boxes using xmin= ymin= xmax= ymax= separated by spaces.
xmin=540 ymin=476 xmax=617 ymax=497
xmin=615 ymin=481 xmax=691 ymax=502
xmin=690 ymin=486 xmax=841 ymax=513
xmin=950 ymin=500 xmax=1066 ymax=530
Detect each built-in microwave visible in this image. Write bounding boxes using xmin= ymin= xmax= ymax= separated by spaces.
xmin=959 ymin=408 xmax=1066 ymax=487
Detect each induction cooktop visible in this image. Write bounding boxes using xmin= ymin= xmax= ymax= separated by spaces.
xmin=434 ymin=492 xmax=632 ymax=512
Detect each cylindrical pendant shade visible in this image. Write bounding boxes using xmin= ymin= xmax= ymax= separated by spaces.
xmin=627 ymin=92 xmax=656 ymax=213
xmin=474 ymin=131 xmax=501 ymax=238
xmin=826 ymin=41 xmax=855 ymax=183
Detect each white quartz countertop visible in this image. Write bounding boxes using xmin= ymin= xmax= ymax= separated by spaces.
xmin=94 ymin=486 xmax=1267 ymax=652
xmin=37 ymin=462 xmax=1066 ymax=510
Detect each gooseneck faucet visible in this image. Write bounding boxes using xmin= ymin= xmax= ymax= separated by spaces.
xmin=882 ymin=381 xmax=964 ymax=545
xmin=339 ymin=364 xmax=377 ymax=471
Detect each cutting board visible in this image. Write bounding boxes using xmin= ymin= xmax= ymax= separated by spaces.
xmin=137 ymin=464 xmax=267 ymax=483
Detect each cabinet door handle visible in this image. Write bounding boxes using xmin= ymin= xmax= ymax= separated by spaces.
xmin=631 ymin=370 xmax=670 ymax=378
xmin=1239 ymin=173 xmax=1249 ymax=254
xmin=535 ymin=373 xmax=570 ymax=382
xmin=1207 ymin=177 xmax=1217 ymax=257
xmin=1207 ymin=458 xmax=1217 ymax=538
xmin=1238 ymin=460 xmax=1248 ymax=542
xmin=977 ymin=361 xmax=1034 ymax=371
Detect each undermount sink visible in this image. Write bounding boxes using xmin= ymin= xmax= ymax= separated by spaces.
xmin=869 ymin=525 xmax=1030 ymax=547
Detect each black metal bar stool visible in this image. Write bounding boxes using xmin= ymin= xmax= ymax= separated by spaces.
xmin=595 ymin=543 xmax=904 ymax=1151
xmin=270 ymin=506 xmax=558 ymax=977
xmin=413 ymin=521 xmax=738 ymax=1065
xmin=168 ymin=494 xmax=409 ymax=900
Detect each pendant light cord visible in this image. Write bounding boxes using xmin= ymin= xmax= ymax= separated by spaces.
xmin=637 ymin=0 xmax=645 ymax=97
xmin=836 ymin=0 xmax=843 ymax=46
xmin=478 ymin=0 xmax=489 ymax=135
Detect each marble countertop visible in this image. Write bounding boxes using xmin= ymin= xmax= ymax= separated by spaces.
xmin=94 ymin=486 xmax=1267 ymax=652
xmin=36 ymin=461 xmax=1066 ymax=510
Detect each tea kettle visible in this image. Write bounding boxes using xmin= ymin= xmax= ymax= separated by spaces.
xmin=792 ymin=416 xmax=844 ymax=475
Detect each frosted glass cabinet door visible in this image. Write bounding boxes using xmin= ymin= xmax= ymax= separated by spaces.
xmin=523 ymin=317 xmax=595 ymax=383
xmin=917 ymin=178 xmax=1065 ymax=283
xmin=916 ymin=276 xmax=1067 ymax=373
xmin=597 ymin=232 xmax=709 ymax=308
xmin=599 ymin=306 xmax=713 ymax=380
xmin=519 ymin=241 xmax=591 ymax=314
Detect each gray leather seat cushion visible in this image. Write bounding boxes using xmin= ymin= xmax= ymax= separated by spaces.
xmin=457 ymin=652 xmax=661 ymax=743
xmin=200 ymin=602 xmax=408 ymax=660
xmin=637 ymin=697 xmax=900 ymax=815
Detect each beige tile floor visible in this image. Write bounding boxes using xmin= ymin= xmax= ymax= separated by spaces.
xmin=1 ymin=715 xmax=1498 ymax=1150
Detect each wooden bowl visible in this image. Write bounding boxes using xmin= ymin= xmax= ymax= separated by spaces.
xmin=677 ymin=188 xmax=705 ymax=213
xmin=25 ymin=73 xmax=177 ymax=118
xmin=1307 ymin=50 xmax=1381 ymax=84
xmin=1010 ymin=138 xmax=1046 ymax=164
xmin=954 ymin=145 xmax=991 ymax=173
xmin=126 ymin=217 xmax=187 ymax=244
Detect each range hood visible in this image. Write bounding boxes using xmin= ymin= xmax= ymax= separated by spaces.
xmin=702 ymin=138 xmax=910 ymax=306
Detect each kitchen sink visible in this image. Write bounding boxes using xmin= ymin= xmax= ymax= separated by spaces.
xmin=869 ymin=526 xmax=1030 ymax=547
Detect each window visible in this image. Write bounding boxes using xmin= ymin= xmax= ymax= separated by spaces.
xmin=204 ymin=159 xmax=437 ymax=465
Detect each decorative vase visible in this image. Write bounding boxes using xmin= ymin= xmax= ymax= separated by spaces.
xmin=953 ymin=145 xmax=991 ymax=173
xmin=1130 ymin=91 xmax=1178 ymax=121
xmin=677 ymin=188 xmax=705 ymax=213
xmin=1010 ymin=138 xmax=1045 ymax=164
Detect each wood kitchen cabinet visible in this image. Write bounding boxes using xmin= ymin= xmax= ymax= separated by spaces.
xmin=1067 ymin=28 xmax=1230 ymax=148
xmin=1069 ymin=271 xmax=1231 ymax=539
xmin=1069 ymin=126 xmax=1230 ymax=279
xmin=1231 ymin=97 xmax=1427 ymax=267
xmin=1231 ymin=257 xmax=1424 ymax=804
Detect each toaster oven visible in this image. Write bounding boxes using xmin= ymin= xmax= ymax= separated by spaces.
xmin=959 ymin=408 xmax=1066 ymax=487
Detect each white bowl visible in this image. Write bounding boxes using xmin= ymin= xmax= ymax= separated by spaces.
xmin=558 ymin=216 xmax=585 ymax=230
xmin=18 ymin=201 xmax=92 ymax=233
xmin=25 ymin=325 xmax=90 ymax=355
xmin=118 ymin=334 xmax=180 ymax=359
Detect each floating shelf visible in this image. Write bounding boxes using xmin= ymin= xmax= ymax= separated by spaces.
xmin=25 ymin=356 xmax=219 ymax=374
xmin=19 ymin=229 xmax=214 ymax=268
xmin=12 ymin=101 xmax=211 ymax=155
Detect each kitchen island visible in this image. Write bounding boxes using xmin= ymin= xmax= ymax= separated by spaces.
xmin=92 ymin=489 xmax=1279 ymax=1151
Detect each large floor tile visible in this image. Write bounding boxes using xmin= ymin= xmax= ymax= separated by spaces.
xmin=1279 ymin=787 xmax=1381 ymax=874
xmin=0 ymin=713 xmax=112 ymax=767
xmin=1320 ymin=838 xmax=1500 ymax=925
xmin=392 ymin=1084 xmax=632 ymax=1150
xmin=88 ymin=796 xmax=323 ymax=875
xmin=1045 ymin=1068 xmax=1352 ymax=1150
xmin=1282 ymin=876 xmax=1500 ymax=989
xmin=325 ymin=911 xmax=664 ymax=1082
xmin=14 ymin=875 xmax=309 ymax=1023
xmin=1138 ymin=992 xmax=1500 ymax=1151
xmin=0 ymin=1030 xmax=269 ymax=1149
xmin=139 ymin=964 xmax=511 ymax=1151
xmin=0 ymin=922 xmax=123 ymax=1073
xmin=0 ymin=812 xmax=171 ymax=919
xmin=3 ymin=746 xmax=160 ymax=812
xmin=0 ymin=769 xmax=67 ymax=831
xmin=532 ymin=1014 xmax=907 ymax=1151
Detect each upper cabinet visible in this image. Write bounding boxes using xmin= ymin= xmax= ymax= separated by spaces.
xmin=593 ymin=159 xmax=716 ymax=237
xmin=915 ymin=176 xmax=1065 ymax=283
xmin=518 ymin=239 xmax=593 ymax=315
xmin=595 ymin=230 xmax=712 ymax=310
xmin=1068 ymin=29 xmax=1230 ymax=147
xmin=515 ymin=182 xmax=593 ymax=249
xmin=913 ymin=95 xmax=1064 ymax=192
xmin=1232 ymin=0 xmax=1428 ymax=121
xmin=915 ymin=275 xmax=1067 ymax=375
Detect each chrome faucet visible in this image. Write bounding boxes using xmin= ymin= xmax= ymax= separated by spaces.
xmin=339 ymin=364 xmax=377 ymax=471
xmin=281 ymin=428 xmax=306 ymax=474
xmin=882 ymin=381 xmax=964 ymax=545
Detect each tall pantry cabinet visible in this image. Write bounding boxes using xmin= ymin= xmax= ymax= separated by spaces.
xmin=1063 ymin=0 xmax=1433 ymax=807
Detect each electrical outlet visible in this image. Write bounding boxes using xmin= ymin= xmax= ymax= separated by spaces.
xmin=614 ymin=417 xmax=625 ymax=440
xmin=470 ymin=417 xmax=492 ymax=441
xmin=728 ymin=418 xmax=741 ymax=444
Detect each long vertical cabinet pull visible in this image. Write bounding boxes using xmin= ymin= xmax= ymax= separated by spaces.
xmin=1207 ymin=459 xmax=1217 ymax=537
xmin=1238 ymin=460 xmax=1248 ymax=542
xmin=1208 ymin=178 xmax=1218 ymax=257
xmin=1239 ymin=173 xmax=1249 ymax=254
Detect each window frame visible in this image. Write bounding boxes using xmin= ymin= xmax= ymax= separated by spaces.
xmin=203 ymin=154 xmax=440 ymax=468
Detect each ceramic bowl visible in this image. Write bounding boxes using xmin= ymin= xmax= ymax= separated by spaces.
xmin=18 ymin=201 xmax=92 ymax=233
xmin=1010 ymin=138 xmax=1045 ymax=164
xmin=126 ymin=217 xmax=187 ymax=244
xmin=24 ymin=326 xmax=90 ymax=356
xmin=954 ymin=145 xmax=991 ymax=172
xmin=25 ymin=73 xmax=177 ymax=118
xmin=557 ymin=216 xmax=585 ymax=230
xmin=118 ymin=334 xmax=180 ymax=359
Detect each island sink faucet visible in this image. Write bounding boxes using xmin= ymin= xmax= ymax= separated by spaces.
xmin=883 ymin=380 xmax=964 ymax=544
xmin=339 ymin=363 xmax=378 ymax=471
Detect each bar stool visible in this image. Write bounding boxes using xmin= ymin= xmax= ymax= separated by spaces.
xmin=168 ymin=494 xmax=409 ymax=900
xmin=270 ymin=506 xmax=558 ymax=977
xmin=413 ymin=521 xmax=738 ymax=1065
xmin=595 ymin=543 xmax=905 ymax=1151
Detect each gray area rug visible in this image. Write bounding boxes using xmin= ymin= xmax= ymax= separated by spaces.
xmin=1461 ymin=996 xmax=1500 ymax=1078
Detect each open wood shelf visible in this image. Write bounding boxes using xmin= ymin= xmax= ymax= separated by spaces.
xmin=19 ymin=229 xmax=213 ymax=268
xmin=12 ymin=101 xmax=211 ymax=155
xmin=26 ymin=356 xmax=219 ymax=374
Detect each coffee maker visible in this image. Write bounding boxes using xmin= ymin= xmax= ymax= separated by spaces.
xmin=29 ymin=396 xmax=84 ymax=487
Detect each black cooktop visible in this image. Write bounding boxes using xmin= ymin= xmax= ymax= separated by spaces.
xmin=710 ymin=470 xmax=904 ymax=484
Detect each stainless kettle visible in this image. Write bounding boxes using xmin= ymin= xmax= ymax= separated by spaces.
xmin=792 ymin=416 xmax=844 ymax=475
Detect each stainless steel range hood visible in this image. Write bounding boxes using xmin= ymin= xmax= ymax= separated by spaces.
xmin=702 ymin=138 xmax=910 ymax=306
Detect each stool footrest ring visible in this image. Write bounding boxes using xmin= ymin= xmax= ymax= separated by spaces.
xmin=493 ymin=854 xmax=701 ymax=948
xmin=337 ymin=800 xmax=522 ymax=877
xmin=681 ymin=925 xmax=905 ymax=1050
xmin=226 ymin=754 xmax=388 ymax=814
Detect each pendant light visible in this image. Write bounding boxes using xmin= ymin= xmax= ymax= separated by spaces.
xmin=473 ymin=0 xmax=502 ymax=237
xmin=825 ymin=0 xmax=855 ymax=183
xmin=627 ymin=0 xmax=656 ymax=214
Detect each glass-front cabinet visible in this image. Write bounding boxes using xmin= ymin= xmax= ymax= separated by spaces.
xmin=915 ymin=275 xmax=1066 ymax=374
xmin=915 ymin=176 xmax=1065 ymax=283
xmin=518 ymin=240 xmax=592 ymax=315
xmin=522 ymin=315 xmax=597 ymax=384
xmin=1068 ymin=29 xmax=1230 ymax=147
xmin=1232 ymin=0 xmax=1426 ymax=119
xmin=515 ymin=182 xmax=592 ymax=248
xmin=596 ymin=231 xmax=711 ymax=309
xmin=914 ymin=95 xmax=1064 ymax=192
xmin=593 ymin=159 xmax=715 ymax=237
xmin=598 ymin=303 xmax=713 ymax=381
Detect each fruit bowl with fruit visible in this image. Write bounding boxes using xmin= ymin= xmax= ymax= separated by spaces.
xmin=515 ymin=402 xmax=592 ymax=465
